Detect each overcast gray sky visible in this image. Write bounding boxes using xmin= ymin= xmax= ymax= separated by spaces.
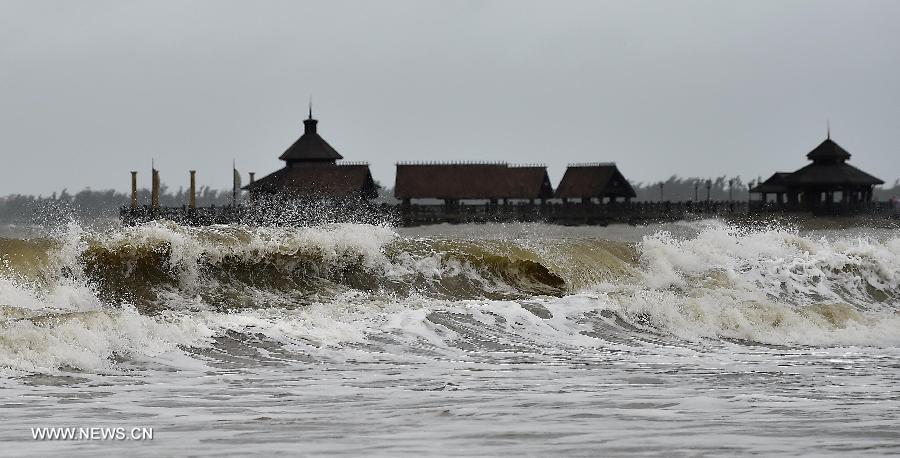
xmin=1 ymin=0 xmax=898 ymax=195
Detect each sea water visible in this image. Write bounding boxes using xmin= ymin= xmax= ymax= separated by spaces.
xmin=0 ymin=220 xmax=898 ymax=456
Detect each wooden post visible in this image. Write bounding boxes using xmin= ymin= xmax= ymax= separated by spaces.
xmin=151 ymin=169 xmax=160 ymax=209
xmin=705 ymin=180 xmax=711 ymax=213
xmin=130 ymin=171 xmax=138 ymax=209
xmin=189 ymin=170 xmax=196 ymax=209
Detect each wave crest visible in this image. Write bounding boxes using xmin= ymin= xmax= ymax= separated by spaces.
xmin=0 ymin=220 xmax=898 ymax=374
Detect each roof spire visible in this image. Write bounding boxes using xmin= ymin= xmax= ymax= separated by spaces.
xmin=302 ymin=98 xmax=319 ymax=135
xmin=827 ymin=119 xmax=830 ymax=140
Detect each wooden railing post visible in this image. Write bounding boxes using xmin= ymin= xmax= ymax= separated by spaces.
xmin=189 ymin=170 xmax=196 ymax=209
xmin=130 ymin=171 xmax=138 ymax=209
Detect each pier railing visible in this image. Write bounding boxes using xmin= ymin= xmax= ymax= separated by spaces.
xmin=748 ymin=200 xmax=896 ymax=216
xmin=396 ymin=201 xmax=750 ymax=226
xmin=122 ymin=199 xmax=898 ymax=227
xmin=120 ymin=205 xmax=247 ymax=226
xmin=120 ymin=202 xmax=397 ymax=226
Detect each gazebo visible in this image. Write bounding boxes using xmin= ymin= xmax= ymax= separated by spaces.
xmin=750 ymin=134 xmax=883 ymax=213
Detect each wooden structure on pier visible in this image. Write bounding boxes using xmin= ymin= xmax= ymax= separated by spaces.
xmin=393 ymin=162 xmax=646 ymax=225
xmin=121 ymin=106 xmax=895 ymax=227
xmin=244 ymin=163 xmax=377 ymax=199
xmin=750 ymin=134 xmax=883 ymax=214
xmin=243 ymin=110 xmax=378 ymax=199
xmin=394 ymin=163 xmax=553 ymax=205
xmin=555 ymin=163 xmax=636 ymax=203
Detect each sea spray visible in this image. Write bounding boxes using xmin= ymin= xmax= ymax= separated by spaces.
xmin=0 ymin=220 xmax=898 ymax=375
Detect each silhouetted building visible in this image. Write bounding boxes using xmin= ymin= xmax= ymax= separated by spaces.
xmin=750 ymin=134 xmax=883 ymax=213
xmin=244 ymin=110 xmax=378 ymax=199
xmin=751 ymin=172 xmax=792 ymax=200
xmin=555 ymin=163 xmax=636 ymax=203
xmin=394 ymin=163 xmax=553 ymax=204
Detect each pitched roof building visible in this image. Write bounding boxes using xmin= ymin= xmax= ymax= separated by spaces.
xmin=394 ymin=163 xmax=553 ymax=201
xmin=750 ymin=172 xmax=792 ymax=195
xmin=244 ymin=163 xmax=377 ymax=198
xmin=555 ymin=163 xmax=636 ymax=202
xmin=785 ymin=138 xmax=882 ymax=187
xmin=244 ymin=110 xmax=378 ymax=199
xmin=750 ymin=134 xmax=883 ymax=212
xmin=278 ymin=112 xmax=343 ymax=165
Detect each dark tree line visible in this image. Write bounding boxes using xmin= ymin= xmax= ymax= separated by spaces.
xmin=0 ymin=181 xmax=395 ymax=224
xmin=631 ymin=176 xmax=900 ymax=202
xmin=2 ymin=177 xmax=898 ymax=224
xmin=632 ymin=176 xmax=749 ymax=202
xmin=0 ymin=186 xmax=234 ymax=224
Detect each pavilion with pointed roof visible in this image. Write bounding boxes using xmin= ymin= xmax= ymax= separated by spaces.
xmin=750 ymin=132 xmax=883 ymax=214
xmin=244 ymin=108 xmax=378 ymax=199
xmin=278 ymin=106 xmax=344 ymax=166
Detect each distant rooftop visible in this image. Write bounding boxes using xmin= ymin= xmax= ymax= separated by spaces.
xmin=556 ymin=163 xmax=636 ymax=199
xmin=566 ymin=162 xmax=617 ymax=167
xmin=279 ymin=108 xmax=344 ymax=164
xmin=394 ymin=163 xmax=553 ymax=199
xmin=806 ymin=137 xmax=851 ymax=163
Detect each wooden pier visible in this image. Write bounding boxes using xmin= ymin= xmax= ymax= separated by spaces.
xmin=121 ymin=200 xmax=753 ymax=227
xmin=120 ymin=113 xmax=896 ymax=228
xmin=120 ymin=199 xmax=899 ymax=227
xmin=396 ymin=201 xmax=748 ymax=226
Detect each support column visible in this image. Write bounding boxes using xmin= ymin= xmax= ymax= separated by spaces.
xmin=151 ymin=169 xmax=160 ymax=209
xmin=189 ymin=170 xmax=196 ymax=209
xmin=402 ymin=198 xmax=411 ymax=220
xmin=130 ymin=171 xmax=138 ymax=209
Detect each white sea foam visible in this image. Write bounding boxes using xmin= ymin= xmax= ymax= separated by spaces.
xmin=1 ymin=221 xmax=899 ymax=455
xmin=0 ymin=221 xmax=897 ymax=376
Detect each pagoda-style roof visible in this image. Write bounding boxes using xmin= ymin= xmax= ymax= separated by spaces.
xmin=394 ymin=163 xmax=553 ymax=200
xmin=555 ymin=163 xmax=636 ymax=199
xmin=806 ymin=138 xmax=851 ymax=163
xmin=750 ymin=135 xmax=884 ymax=193
xmin=244 ymin=163 xmax=377 ymax=198
xmin=278 ymin=115 xmax=343 ymax=164
xmin=785 ymin=162 xmax=883 ymax=187
xmin=749 ymin=172 xmax=792 ymax=193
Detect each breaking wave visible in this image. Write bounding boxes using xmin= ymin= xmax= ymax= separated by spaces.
xmin=0 ymin=220 xmax=898 ymax=374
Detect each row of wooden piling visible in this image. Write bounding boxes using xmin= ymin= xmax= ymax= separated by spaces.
xmin=129 ymin=170 xmax=255 ymax=209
